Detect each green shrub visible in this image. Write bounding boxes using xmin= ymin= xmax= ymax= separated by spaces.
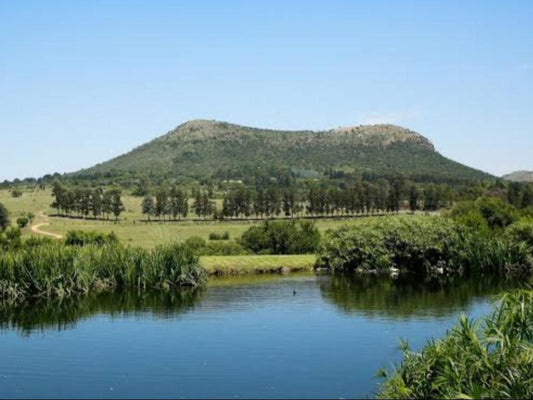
xmin=184 ymin=236 xmax=248 ymax=256
xmin=474 ymin=196 xmax=519 ymax=229
xmin=505 ymin=219 xmax=533 ymax=248
xmin=318 ymin=216 xmax=533 ymax=274
xmin=378 ymin=290 xmax=533 ymax=399
xmin=208 ymin=231 xmax=230 ymax=240
xmin=448 ymin=197 xmax=519 ymax=230
xmin=11 ymin=189 xmax=22 ymax=198
xmin=0 ymin=202 xmax=9 ymax=231
xmin=16 ymin=216 xmax=29 ymax=228
xmin=65 ymin=230 xmax=119 ymax=246
xmin=240 ymin=220 xmax=321 ymax=255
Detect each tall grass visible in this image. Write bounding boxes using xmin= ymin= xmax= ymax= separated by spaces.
xmin=377 ymin=289 xmax=533 ymax=399
xmin=0 ymin=241 xmax=206 ymax=300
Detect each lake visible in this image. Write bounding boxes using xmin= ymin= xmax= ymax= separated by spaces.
xmin=0 ymin=272 xmax=523 ymax=399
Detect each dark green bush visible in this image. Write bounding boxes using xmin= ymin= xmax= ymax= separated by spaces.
xmin=65 ymin=230 xmax=119 ymax=246
xmin=505 ymin=219 xmax=533 ymax=248
xmin=184 ymin=236 xmax=249 ymax=256
xmin=240 ymin=220 xmax=321 ymax=255
xmin=16 ymin=216 xmax=29 ymax=228
xmin=208 ymin=231 xmax=230 ymax=240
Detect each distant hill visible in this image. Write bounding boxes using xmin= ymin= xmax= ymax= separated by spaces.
xmin=73 ymin=120 xmax=492 ymax=183
xmin=503 ymin=170 xmax=533 ymax=182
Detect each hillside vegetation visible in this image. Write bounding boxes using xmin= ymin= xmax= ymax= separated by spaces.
xmin=73 ymin=120 xmax=491 ymax=183
xmin=503 ymin=170 xmax=533 ymax=182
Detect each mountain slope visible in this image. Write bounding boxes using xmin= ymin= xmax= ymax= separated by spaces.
xmin=74 ymin=120 xmax=491 ymax=182
xmin=503 ymin=170 xmax=533 ymax=182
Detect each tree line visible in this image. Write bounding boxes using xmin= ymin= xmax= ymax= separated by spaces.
xmin=50 ymin=182 xmax=125 ymax=220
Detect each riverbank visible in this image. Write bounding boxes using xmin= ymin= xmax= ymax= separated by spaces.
xmin=200 ymin=254 xmax=317 ymax=275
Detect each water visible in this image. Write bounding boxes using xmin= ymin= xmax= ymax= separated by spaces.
xmin=0 ymin=273 xmax=524 ymax=399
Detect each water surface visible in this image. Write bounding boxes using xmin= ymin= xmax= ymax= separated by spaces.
xmin=0 ymin=273 xmax=523 ymax=398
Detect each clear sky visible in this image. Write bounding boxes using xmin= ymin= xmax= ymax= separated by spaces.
xmin=1 ymin=0 xmax=532 ymax=181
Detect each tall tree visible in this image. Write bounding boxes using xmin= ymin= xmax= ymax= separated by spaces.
xmin=141 ymin=194 xmax=155 ymax=221
xmin=110 ymin=190 xmax=124 ymax=220
xmin=409 ymin=185 xmax=420 ymax=213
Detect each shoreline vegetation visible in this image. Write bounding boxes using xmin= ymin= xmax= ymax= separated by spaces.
xmin=377 ymin=289 xmax=533 ymax=399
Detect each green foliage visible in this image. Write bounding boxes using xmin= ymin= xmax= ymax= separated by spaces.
xmin=448 ymin=197 xmax=519 ymax=230
xmin=318 ymin=216 xmax=533 ymax=274
xmin=64 ymin=230 xmax=119 ymax=247
xmin=0 ymin=226 xmax=22 ymax=250
xmin=183 ymin=236 xmax=249 ymax=256
xmin=475 ymin=196 xmax=519 ymax=229
xmin=16 ymin=216 xmax=29 ymax=228
xmin=240 ymin=220 xmax=321 ymax=255
xmin=11 ymin=189 xmax=22 ymax=198
xmin=377 ymin=290 xmax=533 ymax=399
xmin=0 ymin=202 xmax=9 ymax=231
xmin=0 ymin=241 xmax=206 ymax=300
xmin=505 ymin=219 xmax=533 ymax=248
xmin=208 ymin=231 xmax=230 ymax=240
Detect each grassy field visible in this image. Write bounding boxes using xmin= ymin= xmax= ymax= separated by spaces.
xmin=0 ymin=188 xmax=392 ymax=248
xmin=200 ymin=254 xmax=317 ymax=275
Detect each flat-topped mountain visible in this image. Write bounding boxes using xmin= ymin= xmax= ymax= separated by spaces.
xmin=73 ymin=120 xmax=491 ymax=182
xmin=503 ymin=170 xmax=533 ymax=182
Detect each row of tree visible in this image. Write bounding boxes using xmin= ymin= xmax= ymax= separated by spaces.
xmin=139 ymin=179 xmax=455 ymax=221
xmin=141 ymin=187 xmax=216 ymax=220
xmin=50 ymin=183 xmax=124 ymax=220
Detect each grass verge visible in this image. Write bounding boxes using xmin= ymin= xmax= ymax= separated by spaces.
xmin=200 ymin=254 xmax=317 ymax=275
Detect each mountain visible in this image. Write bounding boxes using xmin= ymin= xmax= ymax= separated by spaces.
xmin=73 ymin=120 xmax=492 ymax=183
xmin=503 ymin=170 xmax=533 ymax=182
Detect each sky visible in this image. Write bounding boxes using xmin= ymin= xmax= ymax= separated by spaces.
xmin=1 ymin=0 xmax=532 ymax=180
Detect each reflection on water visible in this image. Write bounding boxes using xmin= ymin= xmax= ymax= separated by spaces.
xmin=0 ymin=288 xmax=203 ymax=335
xmin=0 ymin=272 xmax=527 ymax=399
xmin=319 ymin=273 xmax=525 ymax=319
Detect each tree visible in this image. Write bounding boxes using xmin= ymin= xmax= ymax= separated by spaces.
xmin=141 ymin=194 xmax=155 ymax=221
xmin=409 ymin=185 xmax=420 ymax=213
xmin=155 ymin=187 xmax=168 ymax=220
xmin=0 ymin=202 xmax=9 ymax=231
xmin=91 ymin=188 xmax=103 ymax=219
xmin=110 ymin=190 xmax=124 ymax=220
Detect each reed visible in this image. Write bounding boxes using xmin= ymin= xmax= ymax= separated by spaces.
xmin=0 ymin=241 xmax=206 ymax=300
xmin=377 ymin=289 xmax=533 ymax=399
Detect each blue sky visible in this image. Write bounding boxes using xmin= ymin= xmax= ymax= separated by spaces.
xmin=1 ymin=0 xmax=532 ymax=180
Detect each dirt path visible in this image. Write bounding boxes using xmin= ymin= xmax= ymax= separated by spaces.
xmin=30 ymin=212 xmax=63 ymax=239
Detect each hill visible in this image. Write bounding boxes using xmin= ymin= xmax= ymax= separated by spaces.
xmin=73 ymin=120 xmax=492 ymax=183
xmin=503 ymin=170 xmax=533 ymax=182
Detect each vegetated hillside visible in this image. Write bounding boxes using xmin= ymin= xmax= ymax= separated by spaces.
xmin=73 ymin=120 xmax=492 ymax=183
xmin=503 ymin=170 xmax=533 ymax=182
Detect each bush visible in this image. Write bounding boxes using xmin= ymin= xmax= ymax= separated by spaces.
xmin=378 ymin=290 xmax=533 ymax=399
xmin=16 ymin=216 xmax=29 ymax=228
xmin=0 ymin=202 xmax=9 ymax=231
xmin=184 ymin=236 xmax=249 ymax=256
xmin=240 ymin=220 xmax=321 ymax=255
xmin=64 ymin=230 xmax=119 ymax=246
xmin=208 ymin=231 xmax=230 ymax=240
xmin=474 ymin=196 xmax=519 ymax=229
xmin=505 ymin=219 xmax=533 ymax=248
xmin=11 ymin=189 xmax=22 ymax=198
xmin=318 ymin=216 xmax=533 ymax=274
